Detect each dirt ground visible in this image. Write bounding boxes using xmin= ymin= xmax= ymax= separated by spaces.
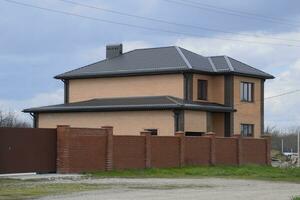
xmin=38 ymin=178 xmax=300 ymax=200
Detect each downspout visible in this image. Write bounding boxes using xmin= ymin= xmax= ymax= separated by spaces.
xmin=61 ymin=79 xmax=69 ymax=104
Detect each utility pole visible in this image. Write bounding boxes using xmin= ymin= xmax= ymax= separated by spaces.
xmin=297 ymin=131 xmax=300 ymax=167
xmin=281 ymin=139 xmax=284 ymax=154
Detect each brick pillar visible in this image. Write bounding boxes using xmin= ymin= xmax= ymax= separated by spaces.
xmin=205 ymin=132 xmax=216 ymax=166
xmin=102 ymin=126 xmax=114 ymax=171
xmin=175 ymin=131 xmax=185 ymax=167
xmin=140 ymin=131 xmax=152 ymax=168
xmin=262 ymin=135 xmax=271 ymax=165
xmin=234 ymin=134 xmax=243 ymax=166
xmin=56 ymin=125 xmax=70 ymax=173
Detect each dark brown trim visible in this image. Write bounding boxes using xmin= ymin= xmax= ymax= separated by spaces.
xmin=55 ymin=69 xmax=274 ymax=80
xmin=63 ymin=80 xmax=69 ymax=104
xmin=224 ymin=113 xmax=232 ymax=137
xmin=33 ymin=113 xmax=39 ymax=128
xmin=261 ymin=79 xmax=265 ymax=134
xmin=174 ymin=110 xmax=184 ymax=132
xmin=224 ymin=75 xmax=234 ymax=137
xmin=183 ymin=73 xmax=193 ymax=101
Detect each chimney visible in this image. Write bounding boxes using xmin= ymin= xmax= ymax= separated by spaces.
xmin=106 ymin=44 xmax=123 ymax=59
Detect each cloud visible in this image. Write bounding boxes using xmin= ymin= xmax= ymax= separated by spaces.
xmin=174 ymin=31 xmax=300 ymax=128
xmin=1 ymin=32 xmax=300 ymax=129
xmin=0 ymin=89 xmax=64 ymax=123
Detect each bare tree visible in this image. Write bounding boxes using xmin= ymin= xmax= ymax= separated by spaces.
xmin=0 ymin=111 xmax=31 ymax=128
xmin=266 ymin=125 xmax=300 ymax=152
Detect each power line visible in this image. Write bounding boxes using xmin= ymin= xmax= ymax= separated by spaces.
xmin=180 ymin=0 xmax=300 ymax=25
xmin=3 ymin=0 xmax=300 ymax=48
xmin=58 ymin=0 xmax=300 ymax=43
xmin=163 ymin=0 xmax=300 ymax=27
xmin=265 ymin=89 xmax=300 ymax=100
xmin=234 ymin=89 xmax=300 ymax=107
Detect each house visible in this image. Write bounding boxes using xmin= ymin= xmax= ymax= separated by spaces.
xmin=24 ymin=44 xmax=274 ymax=137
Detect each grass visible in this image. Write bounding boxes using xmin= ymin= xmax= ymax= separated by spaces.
xmin=1 ymin=165 xmax=300 ymax=199
xmin=90 ymin=165 xmax=300 ymax=182
xmin=0 ymin=178 xmax=109 ymax=200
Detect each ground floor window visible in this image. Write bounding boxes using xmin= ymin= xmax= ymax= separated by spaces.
xmin=240 ymin=124 xmax=254 ymax=137
xmin=185 ymin=132 xmax=205 ymax=136
xmin=144 ymin=129 xmax=158 ymax=136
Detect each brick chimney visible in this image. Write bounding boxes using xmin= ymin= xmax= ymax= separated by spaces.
xmin=106 ymin=44 xmax=123 ymax=59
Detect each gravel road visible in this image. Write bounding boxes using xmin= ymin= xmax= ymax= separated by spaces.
xmin=39 ymin=178 xmax=300 ymax=200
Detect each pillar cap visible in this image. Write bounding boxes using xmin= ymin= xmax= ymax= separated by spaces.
xmin=57 ymin=125 xmax=70 ymax=128
xmin=101 ymin=126 xmax=113 ymax=129
xmin=261 ymin=135 xmax=271 ymax=138
xmin=205 ymin=132 xmax=216 ymax=136
xmin=233 ymin=134 xmax=242 ymax=138
xmin=140 ymin=131 xmax=152 ymax=136
xmin=175 ymin=131 xmax=185 ymax=136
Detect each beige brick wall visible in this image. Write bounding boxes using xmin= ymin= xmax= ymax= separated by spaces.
xmin=184 ymin=110 xmax=207 ymax=132
xmin=212 ymin=113 xmax=225 ymax=137
xmin=233 ymin=76 xmax=262 ymax=138
xmin=38 ymin=111 xmax=175 ymax=136
xmin=193 ymin=74 xmax=224 ymax=104
xmin=69 ymin=74 xmax=184 ymax=102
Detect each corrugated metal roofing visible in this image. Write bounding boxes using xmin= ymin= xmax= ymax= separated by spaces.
xmin=23 ymin=96 xmax=235 ymax=113
xmin=55 ymin=46 xmax=274 ymax=79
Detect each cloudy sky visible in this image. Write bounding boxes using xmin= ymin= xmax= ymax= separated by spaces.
xmin=1 ymin=0 xmax=300 ymax=129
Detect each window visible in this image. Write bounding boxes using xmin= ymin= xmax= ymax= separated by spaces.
xmin=240 ymin=124 xmax=254 ymax=137
xmin=198 ymin=80 xmax=208 ymax=100
xmin=240 ymin=82 xmax=254 ymax=102
xmin=185 ymin=132 xmax=205 ymax=136
xmin=144 ymin=129 xmax=158 ymax=136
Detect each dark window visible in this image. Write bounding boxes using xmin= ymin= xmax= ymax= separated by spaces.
xmin=198 ymin=80 xmax=208 ymax=100
xmin=240 ymin=82 xmax=254 ymax=102
xmin=144 ymin=129 xmax=158 ymax=136
xmin=185 ymin=132 xmax=205 ymax=136
xmin=240 ymin=124 xmax=254 ymax=137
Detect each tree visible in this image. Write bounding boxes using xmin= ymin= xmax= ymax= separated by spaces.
xmin=0 ymin=111 xmax=31 ymax=128
xmin=265 ymin=126 xmax=300 ymax=152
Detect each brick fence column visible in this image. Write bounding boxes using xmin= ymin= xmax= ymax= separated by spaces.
xmin=140 ymin=131 xmax=152 ymax=168
xmin=262 ymin=135 xmax=271 ymax=165
xmin=102 ymin=126 xmax=114 ymax=171
xmin=175 ymin=131 xmax=185 ymax=167
xmin=234 ymin=134 xmax=243 ymax=166
xmin=205 ymin=132 xmax=216 ymax=166
xmin=56 ymin=125 xmax=70 ymax=173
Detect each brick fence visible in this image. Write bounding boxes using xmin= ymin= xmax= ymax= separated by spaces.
xmin=56 ymin=126 xmax=271 ymax=173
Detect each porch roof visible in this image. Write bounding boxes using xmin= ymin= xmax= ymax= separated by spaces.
xmin=23 ymin=96 xmax=235 ymax=113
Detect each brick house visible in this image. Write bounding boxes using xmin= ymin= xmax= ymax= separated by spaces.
xmin=24 ymin=44 xmax=274 ymax=137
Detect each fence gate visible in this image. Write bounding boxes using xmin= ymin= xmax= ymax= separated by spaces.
xmin=0 ymin=128 xmax=57 ymax=174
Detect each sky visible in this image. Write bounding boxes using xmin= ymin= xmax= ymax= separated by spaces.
xmin=0 ymin=0 xmax=300 ymax=129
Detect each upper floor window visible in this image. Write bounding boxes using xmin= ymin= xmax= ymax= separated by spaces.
xmin=240 ymin=82 xmax=254 ymax=102
xmin=240 ymin=124 xmax=254 ymax=137
xmin=197 ymin=80 xmax=208 ymax=100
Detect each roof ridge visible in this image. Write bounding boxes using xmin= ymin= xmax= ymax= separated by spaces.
xmin=131 ymin=45 xmax=176 ymax=51
xmin=224 ymin=55 xmax=235 ymax=71
xmin=207 ymin=57 xmax=217 ymax=72
xmin=175 ymin=46 xmax=192 ymax=69
xmin=166 ymin=96 xmax=183 ymax=105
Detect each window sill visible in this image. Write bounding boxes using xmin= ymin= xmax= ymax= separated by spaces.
xmin=240 ymin=100 xmax=254 ymax=103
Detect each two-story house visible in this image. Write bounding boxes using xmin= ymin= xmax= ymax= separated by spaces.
xmin=24 ymin=44 xmax=274 ymax=137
